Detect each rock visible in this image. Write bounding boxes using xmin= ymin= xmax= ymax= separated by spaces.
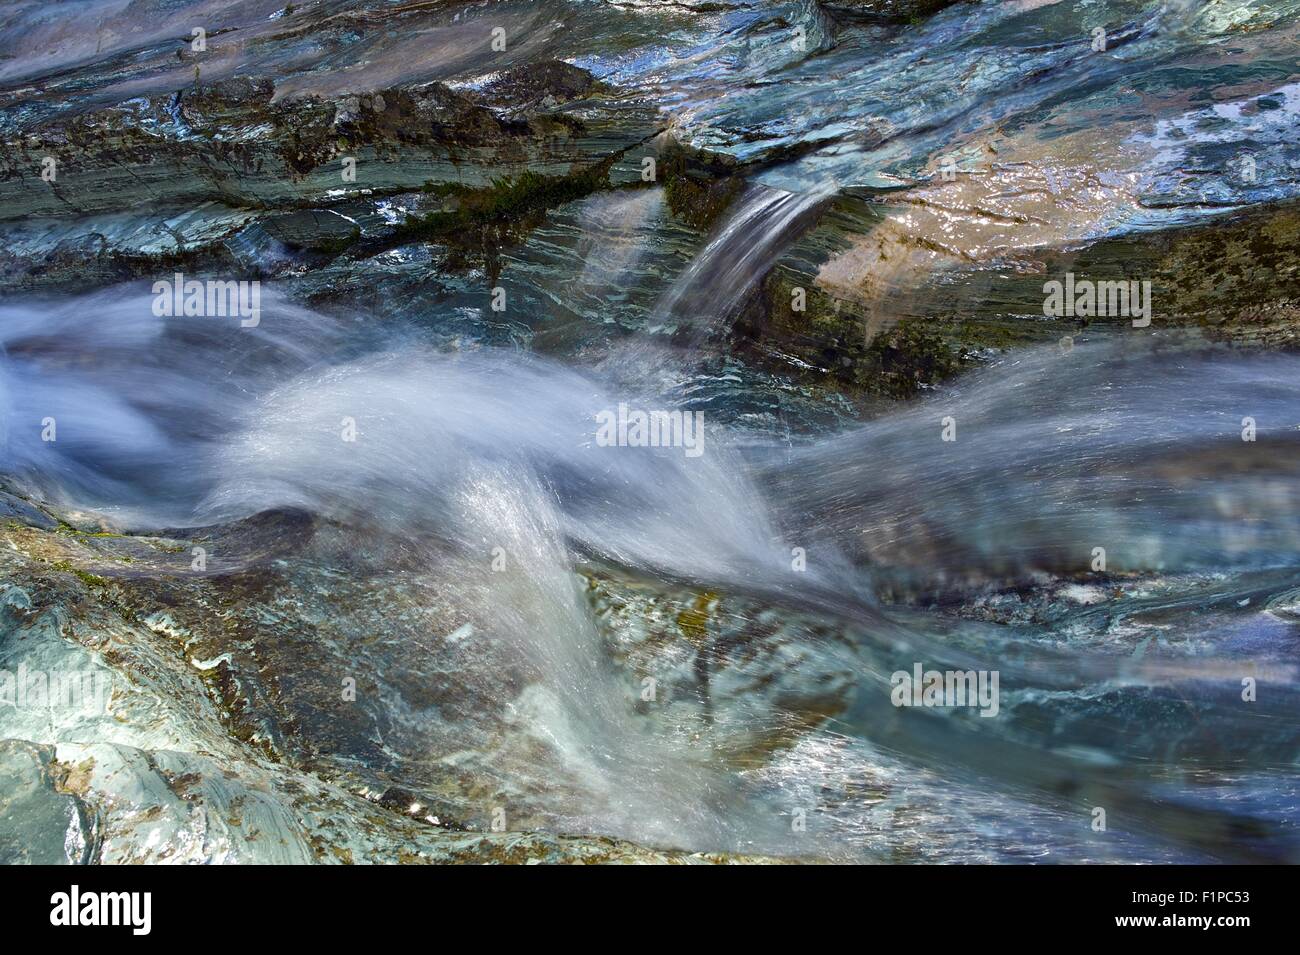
xmin=732 ymin=189 xmax=1300 ymax=399
xmin=659 ymin=137 xmax=745 ymax=231
xmin=481 ymin=61 xmax=603 ymax=114
xmin=0 ymin=493 xmax=790 ymax=863
xmin=0 ymin=490 xmax=58 ymax=531
xmin=0 ymin=740 xmax=95 ymax=864
xmin=0 ymin=73 xmax=659 ymax=223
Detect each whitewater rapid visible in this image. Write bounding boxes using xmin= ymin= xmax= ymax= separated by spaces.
xmin=3 ymin=284 xmax=1299 ymax=860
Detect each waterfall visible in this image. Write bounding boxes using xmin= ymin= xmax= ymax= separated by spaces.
xmin=651 ymin=184 xmax=829 ymax=342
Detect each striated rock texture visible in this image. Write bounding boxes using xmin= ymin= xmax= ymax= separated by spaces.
xmin=4 ymin=0 xmax=1300 ymax=868
xmin=4 ymin=0 xmax=1298 ymax=393
xmin=0 ymin=55 xmax=662 ymax=298
xmin=0 ymin=71 xmax=659 ymax=221
xmin=0 ymin=492 xmax=791 ymax=864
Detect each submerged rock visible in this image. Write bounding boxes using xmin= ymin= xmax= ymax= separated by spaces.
xmin=0 ymin=496 xmax=788 ymax=863
xmin=4 ymin=0 xmax=1300 ymax=867
xmin=0 ymin=740 xmax=95 ymax=865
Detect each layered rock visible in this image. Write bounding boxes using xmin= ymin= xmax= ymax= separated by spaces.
xmin=0 ymin=489 xmax=790 ymax=863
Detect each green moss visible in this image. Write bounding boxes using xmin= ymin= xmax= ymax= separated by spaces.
xmin=738 ymin=268 xmax=985 ymax=399
xmin=390 ymin=166 xmax=613 ymax=282
xmin=859 ymin=318 xmax=970 ymax=399
xmin=1156 ymin=206 xmax=1300 ymax=320
xmin=658 ymin=138 xmax=743 ymax=230
xmin=49 ymin=560 xmax=109 ymax=588
xmin=309 ymin=226 xmax=362 ymax=255
xmin=414 ymin=169 xmax=605 ymax=225
xmin=664 ymin=173 xmax=744 ymax=231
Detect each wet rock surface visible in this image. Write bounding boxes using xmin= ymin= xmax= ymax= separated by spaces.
xmin=3 ymin=0 xmax=1300 ymax=865
xmin=0 ymin=497 xmax=790 ymax=863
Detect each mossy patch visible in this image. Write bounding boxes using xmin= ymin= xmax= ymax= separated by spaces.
xmin=377 ymin=164 xmax=614 ymax=282
xmin=658 ymin=138 xmax=744 ymax=231
xmin=48 ymin=560 xmax=109 ymax=590
xmin=736 ymin=268 xmax=985 ymax=399
xmin=1154 ymin=204 xmax=1300 ymax=341
xmin=1034 ymin=200 xmax=1300 ymax=345
xmin=859 ymin=318 xmax=970 ymax=399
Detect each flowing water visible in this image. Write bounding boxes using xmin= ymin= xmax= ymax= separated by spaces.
xmin=3 ymin=283 xmax=1299 ymax=861
xmin=3 ymin=0 xmax=1300 ymax=862
xmin=652 ymin=184 xmax=830 ymax=341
